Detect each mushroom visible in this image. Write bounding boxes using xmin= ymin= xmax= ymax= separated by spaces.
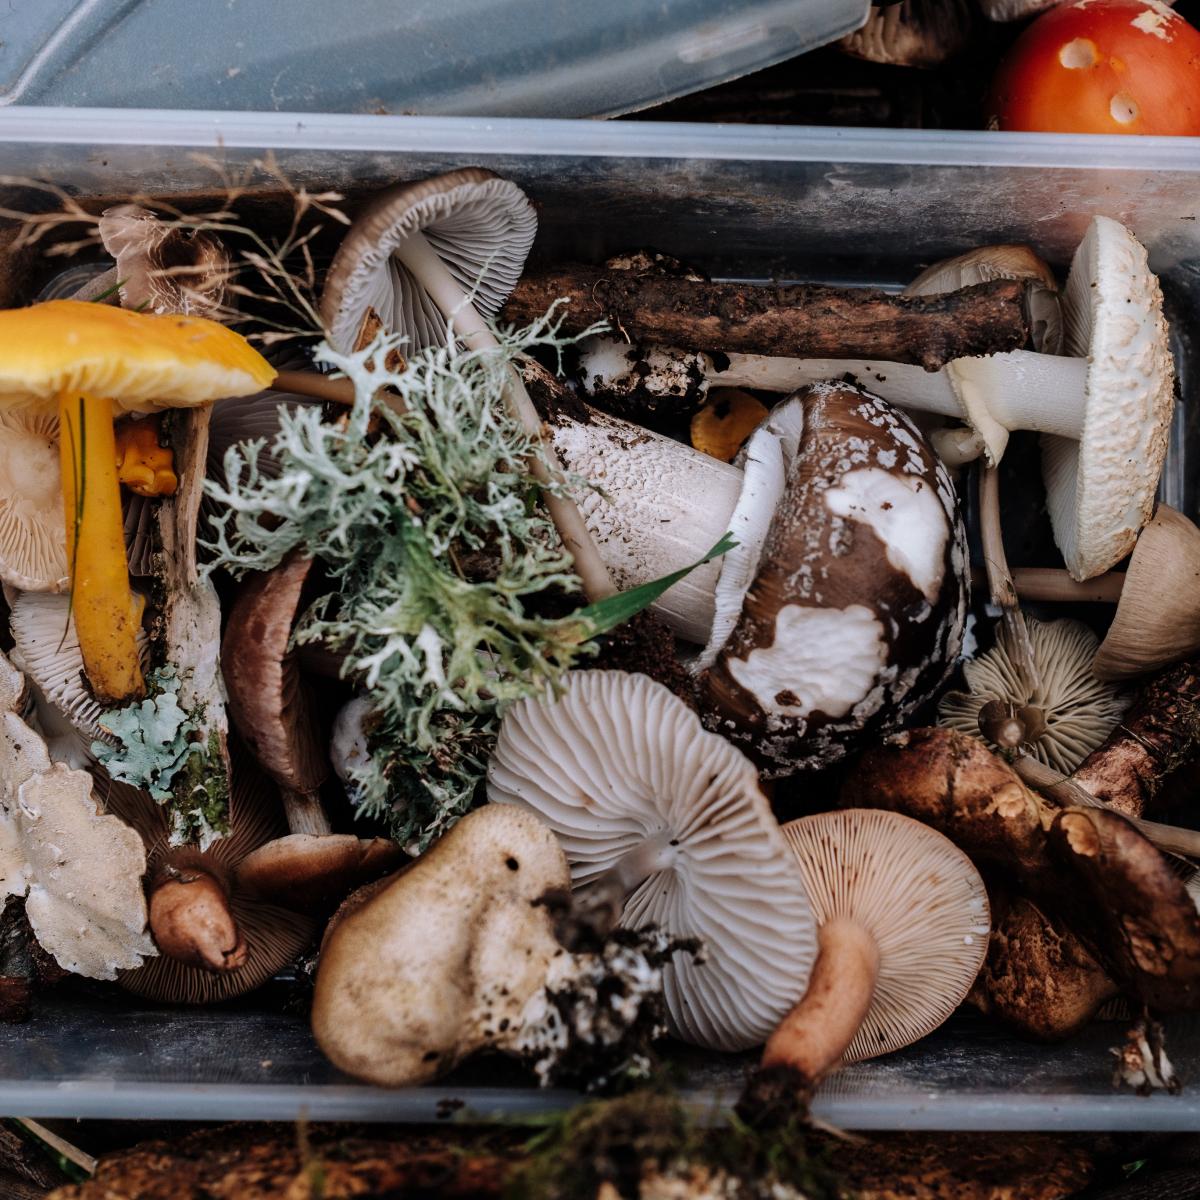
xmin=0 ymin=299 xmax=274 ymax=703
xmin=0 ymin=408 xmax=67 ymax=592
xmin=114 ymin=417 xmax=178 ymax=499
xmin=487 ymin=669 xmax=817 ymax=1052
xmin=689 ymin=389 xmax=769 ymax=462
xmin=840 ymin=0 xmax=973 ymax=68
xmin=978 ymin=0 xmax=1062 ymax=20
xmin=311 ymin=803 xmax=571 ymax=1086
xmin=938 ymin=615 xmax=1128 ymax=773
xmin=745 ymin=809 xmax=987 ymax=1102
xmin=696 ymin=381 xmax=967 ymax=775
xmin=320 ymin=168 xmax=615 ymax=603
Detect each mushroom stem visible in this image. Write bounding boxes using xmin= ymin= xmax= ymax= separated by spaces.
xmin=148 ymin=865 xmax=248 ymax=973
xmin=979 ymin=463 xmax=1041 ymax=694
xmin=1012 ymin=754 xmax=1200 ymax=859
xmin=57 ymin=391 xmax=146 ymax=705
xmin=969 ymin=567 xmax=1126 ymax=604
xmin=761 ymin=917 xmax=880 ymax=1083
xmin=281 ymin=788 xmax=333 ymax=837
xmin=393 ymin=232 xmax=616 ymax=603
xmin=271 ymin=370 xmax=359 ymax=408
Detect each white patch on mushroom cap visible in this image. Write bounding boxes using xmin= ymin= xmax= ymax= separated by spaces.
xmin=823 ymin=467 xmax=949 ymax=604
xmin=728 ymin=604 xmax=887 ymax=721
xmin=1131 ymin=2 xmax=1176 ymax=39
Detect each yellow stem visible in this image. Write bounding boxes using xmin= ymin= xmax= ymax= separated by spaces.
xmin=59 ymin=392 xmax=146 ymax=705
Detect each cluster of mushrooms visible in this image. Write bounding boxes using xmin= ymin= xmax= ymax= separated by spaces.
xmin=0 ymin=164 xmax=1198 ymax=1109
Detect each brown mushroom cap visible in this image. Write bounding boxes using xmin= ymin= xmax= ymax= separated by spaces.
xmin=103 ymin=753 xmax=316 ymax=1005
xmin=698 ymin=382 xmax=967 ymax=775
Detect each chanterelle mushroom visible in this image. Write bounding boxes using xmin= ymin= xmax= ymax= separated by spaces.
xmin=743 ymin=809 xmax=987 ymax=1109
xmin=696 ymin=381 xmax=967 ymax=775
xmin=938 ymin=616 xmax=1128 ymax=773
xmin=311 ymin=804 xmax=571 ymax=1086
xmin=488 ymin=670 xmax=816 ymax=1052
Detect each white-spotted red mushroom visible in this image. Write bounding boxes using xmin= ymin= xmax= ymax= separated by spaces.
xmin=696 ymin=381 xmax=967 ymax=775
xmin=488 ymin=669 xmax=817 ymax=1052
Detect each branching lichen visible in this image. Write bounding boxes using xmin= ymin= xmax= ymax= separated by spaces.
xmin=203 ymin=313 xmax=602 ymax=848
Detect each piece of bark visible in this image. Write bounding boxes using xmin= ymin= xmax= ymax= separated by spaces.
xmin=1072 ymin=658 xmax=1200 ymax=818
xmin=504 ymin=266 xmax=1036 ymax=370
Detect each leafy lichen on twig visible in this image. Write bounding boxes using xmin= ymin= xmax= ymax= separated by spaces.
xmin=203 ymin=311 xmax=603 ymax=848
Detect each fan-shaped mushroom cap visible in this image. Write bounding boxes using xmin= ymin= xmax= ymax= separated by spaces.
xmin=312 ymin=803 xmax=570 ymax=1087
xmin=320 ymin=168 xmax=536 ymax=356
xmin=938 ymin=616 xmax=1127 ymax=773
xmin=0 ymin=408 xmax=67 ymax=592
xmin=0 ymin=300 xmax=274 ymax=416
xmin=105 ymin=756 xmax=316 ymax=1004
xmin=698 ymin=382 xmax=967 ymax=776
xmin=8 ymin=590 xmax=149 ymax=747
xmin=779 ymin=809 xmax=989 ymax=1063
xmin=1041 ymin=216 xmax=1174 ymax=580
xmin=487 ymin=670 xmax=817 ymax=1052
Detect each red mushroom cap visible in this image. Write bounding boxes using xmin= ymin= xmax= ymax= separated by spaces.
xmin=988 ymin=0 xmax=1200 ymax=135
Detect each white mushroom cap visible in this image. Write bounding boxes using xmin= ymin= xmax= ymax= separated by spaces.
xmin=320 ymin=168 xmax=537 ymax=355
xmin=781 ymin=809 xmax=990 ymax=1063
xmin=18 ymin=763 xmax=156 ymax=979
xmin=938 ymin=616 xmax=1128 ymax=774
xmin=0 ymin=407 xmax=68 ymax=592
xmin=0 ymin=646 xmax=28 ymax=715
xmin=1042 ymin=216 xmax=1175 ymax=580
xmin=8 ymin=590 xmax=150 ymax=746
xmin=487 ymin=670 xmax=817 ymax=1052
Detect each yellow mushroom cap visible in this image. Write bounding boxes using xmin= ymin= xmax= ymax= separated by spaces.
xmin=0 ymin=300 xmax=276 ymax=414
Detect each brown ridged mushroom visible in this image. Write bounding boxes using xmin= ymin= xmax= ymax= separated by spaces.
xmin=841 ymin=0 xmax=973 ymax=68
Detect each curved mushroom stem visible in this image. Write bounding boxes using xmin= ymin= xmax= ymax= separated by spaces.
xmin=972 ymin=567 xmax=1126 ymax=604
xmin=148 ymin=865 xmax=248 ymax=972
xmin=761 ymin=917 xmax=880 ymax=1083
xmin=1012 ymin=754 xmax=1200 ymax=859
xmin=281 ymin=787 xmax=333 ymax=837
xmin=58 ymin=391 xmax=146 ymax=705
xmin=393 ymin=232 xmax=616 ymax=604
xmin=978 ymin=463 xmax=1041 ymax=694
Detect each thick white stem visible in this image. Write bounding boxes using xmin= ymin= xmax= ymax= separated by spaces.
xmin=393 ymin=233 xmax=617 ymax=601
xmin=548 ymin=410 xmax=742 ymax=645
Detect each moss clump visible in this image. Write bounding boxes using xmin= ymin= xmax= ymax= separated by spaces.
xmin=169 ymin=725 xmax=231 ymax=848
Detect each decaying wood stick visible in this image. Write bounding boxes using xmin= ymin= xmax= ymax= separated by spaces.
xmin=503 ymin=265 xmax=1036 ymax=370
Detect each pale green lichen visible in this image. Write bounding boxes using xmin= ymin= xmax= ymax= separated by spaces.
xmin=203 ymin=313 xmax=603 ymax=848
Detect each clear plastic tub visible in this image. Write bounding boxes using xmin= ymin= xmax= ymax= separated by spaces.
xmin=0 ymin=107 xmax=1198 ymax=1126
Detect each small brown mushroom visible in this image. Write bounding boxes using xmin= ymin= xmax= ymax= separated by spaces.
xmin=841 ymin=0 xmax=974 ymax=69
xmin=689 ymin=389 xmax=768 ymax=462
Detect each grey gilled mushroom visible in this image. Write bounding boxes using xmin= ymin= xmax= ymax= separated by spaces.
xmin=746 ymin=810 xmax=987 ymax=1099
xmin=488 ymin=669 xmax=817 ymax=1052
xmin=938 ymin=616 xmax=1128 ymax=773
xmin=0 ymin=408 xmax=68 ymax=592
xmin=320 ymin=169 xmax=615 ymax=604
xmin=696 ymin=382 xmax=967 ymax=775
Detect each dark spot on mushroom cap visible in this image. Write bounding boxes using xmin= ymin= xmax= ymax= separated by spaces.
xmin=506 ymin=856 xmax=520 ymax=871
xmin=710 ymin=351 xmax=731 ymax=372
xmin=422 ymin=1050 xmax=439 ymax=1062
xmin=775 ymin=690 xmax=801 ymax=708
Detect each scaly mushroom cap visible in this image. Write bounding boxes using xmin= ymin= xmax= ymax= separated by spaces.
xmin=222 ymin=551 xmax=328 ymax=796
xmin=488 ymin=670 xmax=817 ymax=1052
xmin=1043 ymin=216 xmax=1174 ymax=579
xmin=938 ymin=616 xmax=1127 ymax=773
xmin=781 ymin=810 xmax=989 ymax=1063
xmin=311 ymin=804 xmax=570 ymax=1087
xmin=0 ymin=408 xmax=68 ymax=592
xmin=106 ymin=756 xmax=316 ymax=1004
xmin=0 ymin=300 xmax=274 ymax=415
xmin=698 ymin=382 xmax=967 ymax=775
xmin=320 ymin=167 xmax=537 ymax=355
xmin=8 ymin=590 xmax=150 ymax=747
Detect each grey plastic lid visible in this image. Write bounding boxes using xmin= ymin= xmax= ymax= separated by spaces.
xmin=0 ymin=0 xmax=869 ymax=118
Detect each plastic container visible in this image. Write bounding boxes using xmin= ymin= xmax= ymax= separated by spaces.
xmin=0 ymin=107 xmax=1198 ymax=1126
xmin=0 ymin=1 xmax=869 ymax=117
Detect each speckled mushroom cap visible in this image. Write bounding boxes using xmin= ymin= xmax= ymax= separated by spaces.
xmin=782 ymin=809 xmax=989 ymax=1063
xmin=487 ymin=670 xmax=817 ymax=1052
xmin=698 ymin=381 xmax=967 ymax=776
xmin=938 ymin=616 xmax=1127 ymax=773
xmin=1043 ymin=216 xmax=1174 ymax=580
xmin=0 ymin=408 xmax=67 ymax=592
xmin=320 ymin=168 xmax=537 ymax=355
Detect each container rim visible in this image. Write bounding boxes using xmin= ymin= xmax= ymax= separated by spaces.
xmin=0 ymin=106 xmax=1198 ymax=172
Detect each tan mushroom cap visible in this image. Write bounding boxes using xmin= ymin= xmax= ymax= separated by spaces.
xmin=781 ymin=810 xmax=989 ymax=1063
xmin=488 ymin=669 xmax=817 ymax=1052
xmin=0 ymin=646 xmax=28 ymax=715
xmin=320 ymin=167 xmax=537 ymax=355
xmin=938 ymin=615 xmax=1127 ymax=773
xmin=0 ymin=408 xmax=68 ymax=592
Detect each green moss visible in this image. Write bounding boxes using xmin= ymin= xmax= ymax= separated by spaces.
xmin=169 ymin=725 xmax=231 ymax=847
